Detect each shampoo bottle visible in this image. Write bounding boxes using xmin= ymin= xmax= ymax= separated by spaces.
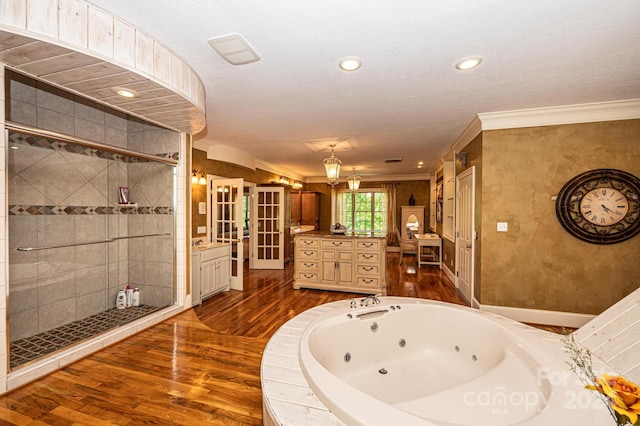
xmin=132 ymin=288 xmax=140 ymax=307
xmin=125 ymin=284 xmax=133 ymax=307
xmin=116 ymin=290 xmax=126 ymax=309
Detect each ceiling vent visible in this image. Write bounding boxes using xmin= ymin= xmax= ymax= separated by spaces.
xmin=385 ymin=158 xmax=403 ymax=163
xmin=207 ymin=33 xmax=260 ymax=65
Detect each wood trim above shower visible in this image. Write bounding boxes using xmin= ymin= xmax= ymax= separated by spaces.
xmin=0 ymin=0 xmax=206 ymax=135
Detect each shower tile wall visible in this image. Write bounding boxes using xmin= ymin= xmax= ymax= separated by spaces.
xmin=6 ymin=71 xmax=178 ymax=342
xmin=1 ymin=65 xmax=8 ymax=388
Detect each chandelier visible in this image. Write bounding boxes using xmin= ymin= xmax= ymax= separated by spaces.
xmin=323 ymin=144 xmax=341 ymax=186
xmin=347 ymin=167 xmax=361 ymax=192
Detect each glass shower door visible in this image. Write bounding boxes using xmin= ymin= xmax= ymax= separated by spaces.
xmin=7 ymin=126 xmax=177 ymax=370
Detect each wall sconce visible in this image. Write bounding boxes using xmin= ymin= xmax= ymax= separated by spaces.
xmin=347 ymin=167 xmax=361 ymax=193
xmin=324 ymin=144 xmax=341 ymax=186
xmin=455 ymin=152 xmax=467 ymax=169
xmin=192 ymin=169 xmax=206 ymax=185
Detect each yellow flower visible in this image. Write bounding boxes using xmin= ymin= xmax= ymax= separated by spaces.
xmin=587 ymin=374 xmax=640 ymax=424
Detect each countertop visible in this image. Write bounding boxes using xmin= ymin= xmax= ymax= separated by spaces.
xmin=191 ymin=241 xmax=231 ymax=251
xmin=294 ymin=230 xmax=386 ymax=239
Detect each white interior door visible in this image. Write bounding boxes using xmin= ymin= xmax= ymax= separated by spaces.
xmin=456 ymin=167 xmax=475 ymax=305
xmin=211 ymin=178 xmax=243 ymax=290
xmin=251 ymin=186 xmax=284 ymax=269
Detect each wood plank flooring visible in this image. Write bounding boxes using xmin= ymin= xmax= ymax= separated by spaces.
xmin=0 ymin=254 xmax=472 ymax=425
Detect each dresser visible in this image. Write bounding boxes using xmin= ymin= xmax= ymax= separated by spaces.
xmin=293 ymin=233 xmax=387 ymax=295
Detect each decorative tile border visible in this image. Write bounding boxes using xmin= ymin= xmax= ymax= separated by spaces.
xmin=8 ymin=131 xmax=179 ymax=163
xmin=9 ymin=205 xmax=173 ymax=215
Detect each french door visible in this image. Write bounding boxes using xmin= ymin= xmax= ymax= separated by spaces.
xmin=211 ymin=178 xmax=244 ymax=290
xmin=250 ymin=186 xmax=284 ymax=269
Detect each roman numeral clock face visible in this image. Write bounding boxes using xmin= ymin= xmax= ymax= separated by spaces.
xmin=556 ymin=169 xmax=640 ymax=244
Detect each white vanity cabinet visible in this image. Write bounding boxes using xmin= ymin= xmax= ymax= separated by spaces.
xmin=191 ymin=243 xmax=231 ymax=306
xmin=293 ymin=234 xmax=387 ymax=295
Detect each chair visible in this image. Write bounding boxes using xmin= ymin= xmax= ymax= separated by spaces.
xmin=393 ymin=225 xmax=403 ymax=264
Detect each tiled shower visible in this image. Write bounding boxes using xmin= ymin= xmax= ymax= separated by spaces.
xmin=6 ymin=70 xmax=178 ymax=369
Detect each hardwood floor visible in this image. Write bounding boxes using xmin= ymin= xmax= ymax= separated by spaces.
xmin=0 ymin=254 xmax=467 ymax=425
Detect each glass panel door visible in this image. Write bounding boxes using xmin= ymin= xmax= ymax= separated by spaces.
xmin=211 ymin=178 xmax=244 ymax=290
xmin=251 ymin=186 xmax=284 ymax=269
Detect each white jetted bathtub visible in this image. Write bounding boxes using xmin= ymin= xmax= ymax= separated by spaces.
xmin=261 ymin=297 xmax=611 ymax=426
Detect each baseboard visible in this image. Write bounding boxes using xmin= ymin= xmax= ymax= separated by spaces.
xmin=478 ymin=303 xmax=596 ymax=329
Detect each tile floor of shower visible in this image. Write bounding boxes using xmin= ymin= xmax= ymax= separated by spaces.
xmin=10 ymin=305 xmax=162 ymax=370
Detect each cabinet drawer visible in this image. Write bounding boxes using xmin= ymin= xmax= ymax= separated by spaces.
xmin=356 ymin=252 xmax=380 ymax=262
xmin=356 ymin=276 xmax=379 ymax=288
xmin=356 ymin=264 xmax=379 ymax=275
xmin=324 ymin=251 xmax=353 ymax=261
xmin=297 ymin=238 xmax=319 ymax=247
xmin=321 ymin=239 xmax=354 ymax=249
xmin=298 ymin=261 xmax=318 ymax=271
xmin=298 ymin=249 xmax=319 ymax=259
xmin=357 ymin=240 xmax=380 ymax=250
xmin=299 ymin=272 xmax=319 ymax=281
xmin=201 ymin=247 xmax=229 ymax=262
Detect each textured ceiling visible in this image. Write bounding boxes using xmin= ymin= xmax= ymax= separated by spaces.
xmin=87 ymin=0 xmax=640 ymax=179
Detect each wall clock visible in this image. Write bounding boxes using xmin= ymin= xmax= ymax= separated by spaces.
xmin=555 ymin=169 xmax=640 ymax=244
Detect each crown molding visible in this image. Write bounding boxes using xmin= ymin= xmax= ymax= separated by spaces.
xmin=478 ymin=99 xmax=640 ymax=131
xmin=306 ymin=172 xmax=431 ymax=184
xmin=448 ymin=99 xmax=640 ymax=153
xmin=254 ymin=159 xmax=303 ymax=181
xmin=451 ymin=115 xmax=482 ymax=153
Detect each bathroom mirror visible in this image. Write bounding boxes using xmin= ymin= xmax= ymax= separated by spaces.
xmin=406 ymin=213 xmax=419 ymax=238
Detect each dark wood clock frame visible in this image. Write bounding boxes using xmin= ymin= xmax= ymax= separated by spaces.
xmin=555 ymin=169 xmax=640 ymax=244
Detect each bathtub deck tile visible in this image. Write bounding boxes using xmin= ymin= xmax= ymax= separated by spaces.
xmin=262 ymin=379 xmax=326 ymax=410
xmin=283 ymin=319 xmax=312 ymax=330
xmin=262 ymin=352 xmax=301 ymax=371
xmin=268 ymin=333 xmax=301 ymax=347
xmin=261 ymin=364 xmax=308 ymax=387
xmin=267 ymin=399 xmax=346 ymax=426
xmin=277 ymin=326 xmax=305 ymax=339
xmin=265 ymin=340 xmax=299 ymax=357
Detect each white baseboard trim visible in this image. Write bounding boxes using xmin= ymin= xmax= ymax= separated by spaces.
xmin=478 ymin=303 xmax=596 ymax=328
xmin=443 ymin=264 xmax=455 ymax=283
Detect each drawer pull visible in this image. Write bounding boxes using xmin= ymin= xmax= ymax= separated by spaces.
xmin=362 ymin=279 xmax=373 ymax=284
xmin=304 ymin=262 xmax=314 ymax=267
xmin=304 ymin=274 xmax=314 ymax=278
xmin=362 ymin=254 xmax=374 ymax=259
xmin=363 ymin=243 xmax=374 ymax=247
xmin=362 ymin=267 xmax=374 ymax=272
xmin=304 ymin=251 xmax=314 ymax=256
xmin=332 ymin=242 xmax=342 ymax=246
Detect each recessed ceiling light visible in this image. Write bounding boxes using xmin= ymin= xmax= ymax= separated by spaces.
xmin=455 ymin=56 xmax=483 ymax=71
xmin=338 ymin=56 xmax=362 ymax=72
xmin=112 ymin=87 xmax=138 ymax=98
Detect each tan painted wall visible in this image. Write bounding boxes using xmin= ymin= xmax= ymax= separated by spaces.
xmin=480 ymin=119 xmax=640 ymax=315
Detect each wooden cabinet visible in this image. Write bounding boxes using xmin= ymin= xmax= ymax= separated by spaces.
xmin=401 ymin=206 xmax=425 ymax=253
xmin=191 ymin=244 xmax=231 ymax=306
xmin=290 ymin=191 xmax=320 ymax=229
xmin=293 ymin=234 xmax=386 ymax=295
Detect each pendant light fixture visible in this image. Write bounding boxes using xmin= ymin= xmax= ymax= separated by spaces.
xmin=347 ymin=167 xmax=361 ymax=192
xmin=323 ymin=144 xmax=341 ymax=186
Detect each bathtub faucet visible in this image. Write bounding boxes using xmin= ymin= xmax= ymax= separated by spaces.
xmin=361 ymin=295 xmax=381 ymax=307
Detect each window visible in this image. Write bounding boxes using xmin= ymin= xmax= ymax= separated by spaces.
xmin=338 ymin=189 xmax=387 ymax=234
